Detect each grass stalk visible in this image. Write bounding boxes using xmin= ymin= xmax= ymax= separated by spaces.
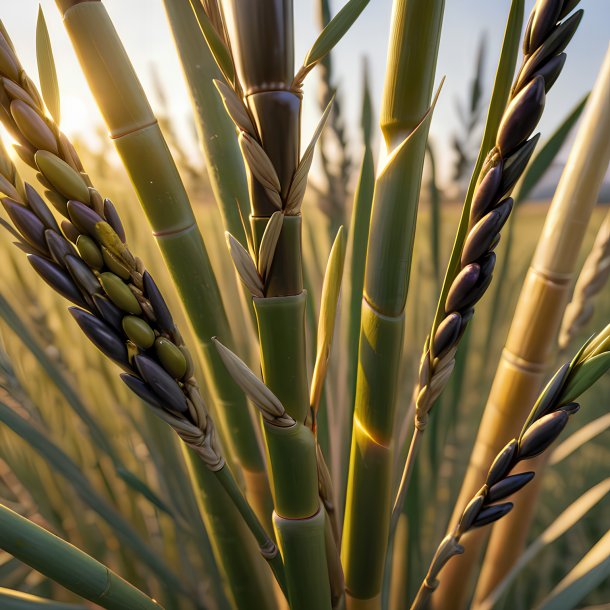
xmin=340 ymin=1 xmax=445 ymax=606
xmin=439 ymin=43 xmax=610 ymax=609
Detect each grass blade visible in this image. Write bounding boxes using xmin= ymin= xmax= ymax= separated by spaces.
xmin=35 ymin=7 xmax=60 ymax=125
xmin=0 ymin=588 xmax=88 ymax=610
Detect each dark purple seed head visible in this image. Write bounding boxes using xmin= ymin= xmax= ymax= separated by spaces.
xmin=456 ymin=307 xmax=474 ymax=342
xmin=69 ymin=306 xmax=129 ymax=366
xmin=2 ymin=197 xmax=47 ymax=253
xmin=461 ymin=265 xmax=494 ymax=311
xmin=61 ymin=220 xmax=80 ymax=244
xmin=143 ymin=271 xmax=175 ymax=334
xmin=121 ymin=373 xmax=164 ymax=410
xmin=497 ymin=77 xmax=546 ymax=155
xmin=559 ymin=0 xmax=581 ymax=20
xmin=93 ymin=294 xmax=124 ymax=331
xmin=472 ymin=502 xmax=513 ymax=529
xmin=24 ymin=183 xmax=59 ymax=232
xmin=45 ymin=230 xmax=77 ymax=266
xmin=529 ymin=0 xmax=562 ymax=51
xmin=535 ymin=53 xmax=567 ymax=93
xmin=134 ymin=354 xmax=188 ymax=415
xmin=445 ymin=263 xmax=480 ymax=313
xmin=486 ymin=439 xmax=519 ymax=487
xmin=523 ymin=8 xmax=535 ymax=55
xmin=478 ymin=252 xmax=497 ymax=282
xmin=486 ymin=471 xmax=535 ymax=504
xmin=67 ymin=200 xmax=104 ymax=237
xmin=432 ymin=312 xmax=462 ymax=358
xmin=103 ymin=199 xmax=126 ymax=243
xmin=457 ymin=495 xmax=485 ymax=535
xmin=64 ymin=254 xmax=102 ymax=296
xmin=498 ymin=135 xmax=540 ymax=198
xmin=556 ymin=401 xmax=580 ymax=416
xmin=470 ymin=159 xmax=504 ymax=226
xmin=519 ymin=410 xmax=570 ymax=461
xmin=28 ymin=254 xmax=88 ymax=309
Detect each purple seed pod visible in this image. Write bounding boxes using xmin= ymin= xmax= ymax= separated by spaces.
xmin=445 ymin=264 xmax=480 ymax=313
xmin=28 ymin=254 xmax=88 ymax=309
xmin=518 ymin=410 xmax=570 ymax=461
xmin=61 ymin=220 xmax=80 ymax=244
xmin=461 ymin=199 xmax=513 ymax=267
xmin=497 ymin=77 xmax=546 ymax=156
xmin=498 ymin=135 xmax=540 ymax=198
xmin=67 ymin=200 xmax=104 ymax=236
xmin=529 ymin=0 xmax=562 ymax=51
xmin=2 ymin=198 xmax=47 ymax=253
xmin=486 ymin=439 xmax=519 ymax=487
xmin=143 ymin=271 xmax=176 ymax=334
xmin=432 ymin=312 xmax=462 ymax=357
xmin=534 ymin=53 xmax=567 ymax=93
xmin=121 ymin=373 xmax=165 ymax=410
xmin=556 ymin=401 xmax=580 ymax=415
xmin=45 ymin=230 xmax=77 ymax=266
xmin=472 ymin=502 xmax=513 ymax=528
xmin=486 ymin=471 xmax=535 ymax=504
xmin=523 ymin=8 xmax=535 ymax=55
xmin=456 ymin=307 xmax=474 ymax=342
xmin=64 ymin=254 xmax=102 ymax=297
xmin=13 ymin=240 xmax=39 ymax=255
xmin=24 ymin=183 xmax=60 ymax=232
xmin=459 ymin=263 xmax=495 ymax=311
xmin=470 ymin=159 xmax=504 ymax=226
xmin=457 ymin=495 xmax=485 ymax=535
xmin=103 ymin=199 xmax=126 ymax=243
xmin=69 ymin=306 xmax=129 ymax=367
xmin=12 ymin=143 xmax=36 ymax=169
xmin=528 ymin=362 xmax=571 ymax=424
xmin=559 ymin=0 xmax=581 ymax=20
xmin=93 ymin=294 xmax=124 ymax=331
xmin=134 ymin=354 xmax=188 ymax=414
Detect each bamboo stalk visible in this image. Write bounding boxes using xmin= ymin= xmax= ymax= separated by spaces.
xmin=435 ymin=43 xmax=610 ymax=610
xmin=340 ymin=1 xmax=445 ymax=607
xmin=0 ymin=502 xmax=163 ymax=610
xmin=54 ymin=0 xmax=269 ymax=512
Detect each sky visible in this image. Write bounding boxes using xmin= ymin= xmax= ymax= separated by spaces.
xmin=1 ymin=1 xmax=609 ymax=189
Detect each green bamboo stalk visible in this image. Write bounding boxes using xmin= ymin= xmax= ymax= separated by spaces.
xmin=54 ymin=0 xmax=269 ymax=510
xmin=341 ymin=1 xmax=445 ymax=607
xmin=0 ymin=503 xmax=163 ymax=610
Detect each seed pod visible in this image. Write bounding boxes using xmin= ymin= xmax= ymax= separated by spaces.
xmin=123 ymin=316 xmax=155 ymax=349
xmin=93 ymin=294 xmax=124 ymax=330
xmin=519 ymin=410 xmax=569 ymax=460
xmin=456 ymin=307 xmax=474 ymax=342
xmin=486 ymin=472 xmax=535 ymax=504
xmin=67 ymin=200 xmax=103 ymax=236
xmin=470 ymin=160 xmax=503 ymax=226
xmin=445 ymin=264 xmax=481 ymax=313
xmin=498 ymin=135 xmax=540 ymax=198
xmin=0 ymin=174 xmax=21 ymax=201
xmin=523 ymin=8 xmax=535 ymax=55
xmin=103 ymin=198 xmax=126 ymax=243
xmin=64 ymin=255 xmax=101 ymax=296
xmin=155 ymin=337 xmax=188 ymax=379
xmin=24 ymin=183 xmax=60 ymax=232
xmin=0 ymin=38 xmax=20 ymax=80
xmin=13 ymin=143 xmax=37 ymax=169
xmin=472 ymin=502 xmax=513 ymax=528
xmin=533 ymin=53 xmax=567 ymax=93
xmin=120 ymin=373 xmax=164 ymax=410
xmin=61 ymin=220 xmax=80 ymax=243
xmin=45 ymin=189 xmax=69 ymax=216
xmin=143 ymin=272 xmax=175 ymax=334
xmin=99 ymin=272 xmax=141 ymax=314
xmin=9 ymin=100 xmax=58 ymax=154
xmin=432 ymin=313 xmax=462 ymax=357
xmin=45 ymin=230 xmax=77 ymax=265
xmin=35 ymin=150 xmax=90 ymax=203
xmin=529 ymin=0 xmax=562 ymax=51
xmin=559 ymin=0 xmax=581 ymax=20
xmin=134 ymin=354 xmax=188 ymax=414
xmin=28 ymin=254 xmax=88 ymax=308
xmin=486 ymin=439 xmax=519 ymax=487
xmin=36 ymin=173 xmax=53 ymax=191
xmin=102 ymin=246 xmax=131 ymax=280
xmin=2 ymin=198 xmax=47 ymax=253
xmin=69 ymin=307 xmax=129 ymax=366
xmin=89 ymin=188 xmax=105 ymax=218
xmin=13 ymin=240 xmax=39 ymax=255
xmin=76 ymin=235 xmax=103 ymax=270
xmin=462 ymin=199 xmax=513 ymax=266
xmin=3 ymin=79 xmax=38 ymax=109
xmin=457 ymin=495 xmax=485 ymax=536
xmin=497 ymin=77 xmax=545 ymax=155
xmin=556 ymin=401 xmax=580 ymax=415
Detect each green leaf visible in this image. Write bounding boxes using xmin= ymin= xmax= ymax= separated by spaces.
xmin=300 ymin=0 xmax=370 ymax=77
xmin=478 ymin=479 xmax=610 ymax=610
xmin=35 ymin=7 xmax=60 ymax=124
xmin=535 ymin=529 xmax=610 ymax=610
xmin=515 ymin=93 xmax=589 ymax=202
xmin=430 ymin=0 xmax=524 ymax=340
xmin=188 ymin=0 xmax=235 ymax=86
xmin=560 ymin=352 xmax=610 ymax=404
xmin=550 ymin=413 xmax=610 ymax=465
xmin=0 ymin=587 xmax=88 ymax=610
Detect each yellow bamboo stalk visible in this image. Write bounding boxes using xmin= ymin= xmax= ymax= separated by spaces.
xmin=432 ymin=44 xmax=610 ymax=610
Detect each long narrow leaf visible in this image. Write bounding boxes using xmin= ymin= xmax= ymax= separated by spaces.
xmin=35 ymin=8 xmax=60 ymax=124
xmin=0 ymin=588 xmax=88 ymax=610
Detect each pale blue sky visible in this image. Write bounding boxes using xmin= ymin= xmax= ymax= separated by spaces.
xmin=1 ymin=1 xmax=609 ymax=187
